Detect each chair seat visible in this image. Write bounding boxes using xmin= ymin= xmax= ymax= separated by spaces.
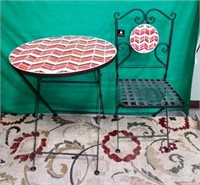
xmin=118 ymin=79 xmax=184 ymax=108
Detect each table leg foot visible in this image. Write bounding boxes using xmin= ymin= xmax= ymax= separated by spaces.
xmin=94 ymin=170 xmax=100 ymax=176
xmin=115 ymin=148 xmax=120 ymax=153
xmin=30 ymin=166 xmax=36 ymax=171
xmin=165 ymin=148 xmax=170 ymax=153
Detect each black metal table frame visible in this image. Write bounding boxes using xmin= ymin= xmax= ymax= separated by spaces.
xmin=17 ymin=68 xmax=106 ymax=176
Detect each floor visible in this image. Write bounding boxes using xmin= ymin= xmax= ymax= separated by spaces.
xmin=189 ymin=108 xmax=200 ymax=116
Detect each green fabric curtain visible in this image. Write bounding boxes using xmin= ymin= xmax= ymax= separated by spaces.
xmin=1 ymin=1 xmax=199 ymax=114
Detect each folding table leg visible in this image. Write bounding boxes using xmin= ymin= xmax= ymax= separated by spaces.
xmin=31 ymin=77 xmax=42 ymax=171
xmin=94 ymin=116 xmax=100 ymax=175
xmin=97 ymin=70 xmax=106 ymax=118
xmin=94 ymin=70 xmax=105 ymax=175
xmin=18 ymin=72 xmax=57 ymax=116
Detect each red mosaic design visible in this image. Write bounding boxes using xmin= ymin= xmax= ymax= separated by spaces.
xmin=130 ymin=24 xmax=159 ymax=53
xmin=9 ymin=36 xmax=116 ymax=75
xmin=102 ymin=130 xmax=141 ymax=162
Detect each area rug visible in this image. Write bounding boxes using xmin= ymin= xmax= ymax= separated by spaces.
xmin=0 ymin=114 xmax=200 ymax=185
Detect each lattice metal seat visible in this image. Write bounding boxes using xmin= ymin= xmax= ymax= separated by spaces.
xmin=119 ymin=79 xmax=184 ymax=108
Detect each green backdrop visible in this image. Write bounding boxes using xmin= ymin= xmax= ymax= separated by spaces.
xmin=1 ymin=1 xmax=199 ymax=115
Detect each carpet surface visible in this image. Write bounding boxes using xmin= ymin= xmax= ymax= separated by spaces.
xmin=0 ymin=114 xmax=200 ymax=185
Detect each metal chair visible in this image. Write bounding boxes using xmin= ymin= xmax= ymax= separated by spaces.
xmin=113 ymin=9 xmax=184 ymax=153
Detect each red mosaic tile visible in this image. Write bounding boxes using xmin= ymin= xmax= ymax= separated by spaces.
xmin=83 ymin=50 xmax=94 ymax=55
xmin=81 ymin=56 xmax=93 ymax=62
xmin=19 ymin=45 xmax=28 ymax=49
xmin=94 ymin=50 xmax=104 ymax=56
xmin=78 ymin=64 xmax=91 ymax=70
xmin=58 ymin=56 xmax=70 ymax=62
xmin=32 ymin=50 xmax=43 ymax=55
xmin=18 ymin=63 xmax=30 ymax=70
xmin=50 ymin=39 xmax=61 ymax=44
xmin=65 ymin=63 xmax=78 ymax=71
xmin=28 ymin=44 xmax=40 ymax=49
xmin=93 ymin=56 xmax=104 ymax=63
xmin=12 ymin=49 xmax=22 ymax=55
xmin=73 ymin=50 xmax=83 ymax=56
xmin=37 ymin=44 xmax=47 ymax=49
xmin=14 ymin=56 xmax=27 ymax=61
xmin=65 ymin=44 xmax=77 ymax=49
xmin=56 ymin=44 xmax=66 ymax=49
xmin=21 ymin=50 xmax=34 ymax=55
xmin=26 ymin=55 xmax=37 ymax=62
xmin=35 ymin=56 xmax=49 ymax=62
xmin=76 ymin=44 xmax=85 ymax=50
xmin=29 ymin=63 xmax=44 ymax=70
xmin=52 ymin=50 xmax=63 ymax=56
xmin=70 ymin=56 xmax=80 ymax=63
xmin=42 ymin=50 xmax=54 ymax=55
xmin=46 ymin=44 xmax=59 ymax=49
xmin=48 ymin=56 xmax=59 ymax=62
xmin=53 ymin=63 xmax=67 ymax=70
xmin=42 ymin=63 xmax=54 ymax=70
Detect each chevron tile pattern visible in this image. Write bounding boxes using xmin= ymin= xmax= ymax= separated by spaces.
xmin=130 ymin=24 xmax=159 ymax=53
xmin=9 ymin=36 xmax=117 ymax=75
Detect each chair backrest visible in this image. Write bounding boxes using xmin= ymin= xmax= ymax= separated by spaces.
xmin=114 ymin=9 xmax=176 ymax=80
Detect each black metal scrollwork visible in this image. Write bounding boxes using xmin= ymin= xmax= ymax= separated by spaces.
xmin=117 ymin=42 xmax=132 ymax=66
xmin=146 ymin=9 xmax=176 ymax=21
xmin=154 ymin=43 xmax=169 ymax=67
xmin=114 ymin=8 xmax=176 ymax=68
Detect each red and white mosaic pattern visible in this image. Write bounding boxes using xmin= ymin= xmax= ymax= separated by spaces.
xmin=130 ymin=24 xmax=159 ymax=53
xmin=9 ymin=36 xmax=117 ymax=75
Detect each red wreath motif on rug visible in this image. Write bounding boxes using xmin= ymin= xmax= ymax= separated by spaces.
xmin=0 ymin=114 xmax=29 ymax=126
xmin=158 ymin=117 xmax=190 ymax=131
xmin=102 ymin=130 xmax=141 ymax=162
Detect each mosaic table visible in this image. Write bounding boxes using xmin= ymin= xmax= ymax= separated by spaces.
xmin=8 ymin=36 xmax=117 ymax=174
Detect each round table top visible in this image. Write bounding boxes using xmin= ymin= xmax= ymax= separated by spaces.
xmin=9 ymin=36 xmax=117 ymax=76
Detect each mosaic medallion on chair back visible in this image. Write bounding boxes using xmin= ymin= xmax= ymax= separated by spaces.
xmin=130 ymin=24 xmax=159 ymax=53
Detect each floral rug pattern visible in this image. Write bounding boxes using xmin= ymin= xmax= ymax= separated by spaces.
xmin=0 ymin=114 xmax=200 ymax=185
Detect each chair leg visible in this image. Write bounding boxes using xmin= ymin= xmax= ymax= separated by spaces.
xmin=165 ymin=108 xmax=170 ymax=153
xmin=115 ymin=105 xmax=121 ymax=153
xmin=30 ymin=77 xmax=42 ymax=171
